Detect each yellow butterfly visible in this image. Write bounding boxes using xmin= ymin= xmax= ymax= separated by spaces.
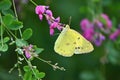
xmin=54 ymin=25 xmax=94 ymax=57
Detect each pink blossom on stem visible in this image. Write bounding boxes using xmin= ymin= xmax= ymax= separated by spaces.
xmin=101 ymin=14 xmax=112 ymax=28
xmin=83 ymin=28 xmax=94 ymax=41
xmin=50 ymin=28 xmax=54 ymax=35
xmin=23 ymin=44 xmax=33 ymax=59
xmin=94 ymin=34 xmax=105 ymax=46
xmin=109 ymin=29 xmax=120 ymax=41
xmin=45 ymin=10 xmax=53 ymax=17
xmin=80 ymin=19 xmax=92 ymax=31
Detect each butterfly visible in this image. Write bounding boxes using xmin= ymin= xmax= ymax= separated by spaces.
xmin=54 ymin=25 xmax=94 ymax=57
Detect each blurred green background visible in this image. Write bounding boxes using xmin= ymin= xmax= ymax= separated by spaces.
xmin=0 ymin=0 xmax=120 ymax=80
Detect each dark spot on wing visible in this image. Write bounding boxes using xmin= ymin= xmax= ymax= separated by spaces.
xmin=78 ymin=37 xmax=80 ymax=40
xmin=75 ymin=47 xmax=81 ymax=49
xmin=73 ymin=42 xmax=76 ymax=44
xmin=66 ymin=43 xmax=70 ymax=45
xmin=75 ymin=47 xmax=77 ymax=49
xmin=78 ymin=47 xmax=80 ymax=49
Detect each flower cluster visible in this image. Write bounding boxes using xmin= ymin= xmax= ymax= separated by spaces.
xmin=35 ymin=5 xmax=64 ymax=35
xmin=23 ymin=44 xmax=33 ymax=58
xmin=23 ymin=44 xmax=38 ymax=59
xmin=80 ymin=13 xmax=114 ymax=46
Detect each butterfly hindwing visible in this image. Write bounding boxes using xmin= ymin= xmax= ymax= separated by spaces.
xmin=54 ymin=25 xmax=76 ymax=57
xmin=69 ymin=29 xmax=94 ymax=54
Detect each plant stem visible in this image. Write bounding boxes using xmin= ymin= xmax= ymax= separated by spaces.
xmin=0 ymin=13 xmax=4 ymax=46
xmin=30 ymin=0 xmax=38 ymax=6
xmin=12 ymin=0 xmax=22 ymax=38
xmin=22 ymin=54 xmax=37 ymax=78
xmin=12 ymin=0 xmax=18 ymax=20
xmin=4 ymin=24 xmax=18 ymax=39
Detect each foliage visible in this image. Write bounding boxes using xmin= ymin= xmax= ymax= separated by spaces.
xmin=0 ymin=0 xmax=120 ymax=80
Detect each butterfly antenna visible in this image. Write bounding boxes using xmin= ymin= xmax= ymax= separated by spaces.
xmin=68 ymin=16 xmax=72 ymax=25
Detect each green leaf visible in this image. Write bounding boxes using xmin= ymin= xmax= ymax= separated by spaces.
xmin=0 ymin=44 xmax=8 ymax=52
xmin=2 ymin=9 xmax=14 ymax=16
xmin=36 ymin=72 xmax=45 ymax=78
xmin=3 ymin=14 xmax=15 ymax=25
xmin=3 ymin=37 xmax=10 ymax=43
xmin=15 ymin=39 xmax=28 ymax=47
xmin=35 ymin=48 xmax=44 ymax=54
xmin=33 ymin=68 xmax=39 ymax=74
xmin=23 ymin=66 xmax=31 ymax=72
xmin=22 ymin=28 xmax=33 ymax=40
xmin=23 ymin=71 xmax=32 ymax=80
xmin=8 ymin=21 xmax=23 ymax=30
xmin=0 ymin=0 xmax=12 ymax=10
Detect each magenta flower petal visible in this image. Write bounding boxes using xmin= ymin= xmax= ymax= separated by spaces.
xmin=39 ymin=14 xmax=43 ymax=20
xmin=80 ymin=19 xmax=91 ymax=31
xmin=106 ymin=20 xmax=112 ymax=28
xmin=57 ymin=25 xmax=62 ymax=30
xmin=83 ymin=28 xmax=94 ymax=41
xmin=28 ymin=44 xmax=33 ymax=50
xmin=35 ymin=5 xmax=46 ymax=14
xmin=50 ymin=28 xmax=54 ymax=35
xmin=55 ymin=17 xmax=60 ymax=22
xmin=25 ymin=51 xmax=31 ymax=59
xmin=94 ymin=34 xmax=105 ymax=46
xmin=101 ymin=14 xmax=109 ymax=20
xmin=94 ymin=20 xmax=103 ymax=28
xmin=45 ymin=10 xmax=53 ymax=17
xmin=50 ymin=22 xmax=58 ymax=28
xmin=109 ymin=29 xmax=120 ymax=40
xmin=101 ymin=13 xmax=112 ymax=28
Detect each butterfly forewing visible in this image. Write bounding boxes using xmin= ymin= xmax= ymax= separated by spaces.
xmin=54 ymin=26 xmax=76 ymax=57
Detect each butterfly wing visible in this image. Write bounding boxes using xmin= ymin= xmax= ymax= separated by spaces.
xmin=54 ymin=25 xmax=76 ymax=57
xmin=54 ymin=25 xmax=94 ymax=57
xmin=69 ymin=29 xmax=94 ymax=54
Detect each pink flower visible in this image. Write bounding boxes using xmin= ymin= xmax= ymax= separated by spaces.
xmin=101 ymin=14 xmax=109 ymax=20
xmin=50 ymin=28 xmax=54 ymax=35
xmin=35 ymin=5 xmax=63 ymax=36
xmin=35 ymin=6 xmax=46 ymax=14
xmin=83 ymin=28 xmax=94 ymax=41
xmin=49 ymin=17 xmax=61 ymax=35
xmin=45 ymin=10 xmax=53 ymax=17
xmin=101 ymin=14 xmax=112 ymax=28
xmin=23 ymin=44 xmax=33 ymax=59
xmin=80 ymin=19 xmax=92 ymax=31
xmin=94 ymin=19 xmax=103 ymax=28
xmin=35 ymin=5 xmax=47 ymax=20
xmin=109 ymin=29 xmax=120 ymax=40
xmin=94 ymin=33 xmax=105 ymax=46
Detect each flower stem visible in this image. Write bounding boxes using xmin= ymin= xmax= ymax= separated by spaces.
xmin=0 ymin=13 xmax=4 ymax=46
xmin=30 ymin=0 xmax=38 ymax=6
xmin=22 ymin=54 xmax=38 ymax=78
xmin=12 ymin=0 xmax=22 ymax=38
